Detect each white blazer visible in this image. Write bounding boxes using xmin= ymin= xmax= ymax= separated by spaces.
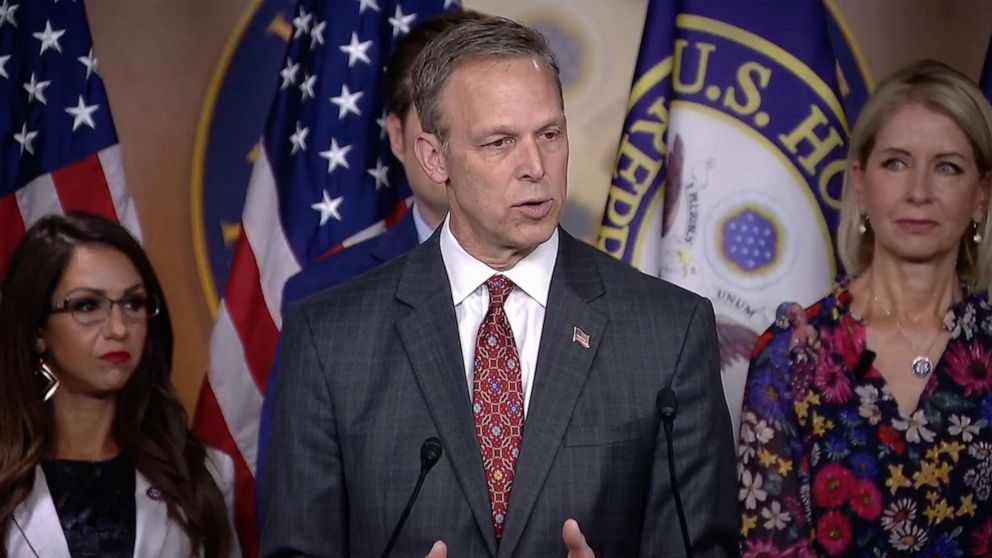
xmin=5 ymin=449 xmax=241 ymax=558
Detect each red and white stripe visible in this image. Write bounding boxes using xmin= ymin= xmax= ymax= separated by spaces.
xmin=0 ymin=145 xmax=140 ymax=277
xmin=195 ymin=145 xmax=293 ymax=558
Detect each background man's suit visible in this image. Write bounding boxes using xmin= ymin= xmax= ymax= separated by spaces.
xmin=281 ymin=211 xmax=419 ymax=310
xmin=260 ymin=229 xmax=737 ymax=557
xmin=257 ymin=211 xmax=420 ymax=485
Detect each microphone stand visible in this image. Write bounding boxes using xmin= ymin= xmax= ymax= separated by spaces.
xmin=380 ymin=437 xmax=444 ymax=558
xmin=659 ymin=388 xmax=693 ymax=558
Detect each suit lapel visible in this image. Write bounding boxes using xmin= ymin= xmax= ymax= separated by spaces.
xmin=133 ymin=471 xmax=171 ymax=558
xmin=9 ymin=467 xmax=72 ymax=558
xmin=498 ymin=232 xmax=607 ymax=557
xmin=395 ymin=234 xmax=499 ymax=556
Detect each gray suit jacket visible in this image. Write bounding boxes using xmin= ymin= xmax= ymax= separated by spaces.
xmin=260 ymin=230 xmax=737 ymax=557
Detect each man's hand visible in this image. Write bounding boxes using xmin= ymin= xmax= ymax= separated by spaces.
xmin=562 ymin=519 xmax=596 ymax=558
xmin=424 ymin=540 xmax=447 ymax=558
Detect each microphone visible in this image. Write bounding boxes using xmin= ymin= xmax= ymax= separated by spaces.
xmin=380 ymin=437 xmax=444 ymax=558
xmin=658 ymin=387 xmax=693 ymax=558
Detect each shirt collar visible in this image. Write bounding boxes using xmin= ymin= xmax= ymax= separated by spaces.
xmin=411 ymin=202 xmax=436 ymax=244
xmin=439 ymin=214 xmax=558 ymax=307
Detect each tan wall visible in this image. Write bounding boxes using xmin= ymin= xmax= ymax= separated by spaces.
xmin=84 ymin=0 xmax=992 ymax=415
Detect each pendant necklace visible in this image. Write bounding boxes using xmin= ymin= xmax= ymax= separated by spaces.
xmin=873 ymin=294 xmax=942 ymax=378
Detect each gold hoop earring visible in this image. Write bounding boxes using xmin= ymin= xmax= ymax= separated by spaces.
xmin=37 ymin=361 xmax=60 ymax=402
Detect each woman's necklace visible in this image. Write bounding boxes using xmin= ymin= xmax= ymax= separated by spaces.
xmin=872 ymin=294 xmax=942 ymax=378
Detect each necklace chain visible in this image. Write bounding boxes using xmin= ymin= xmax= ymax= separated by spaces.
xmin=871 ymin=294 xmax=942 ymax=377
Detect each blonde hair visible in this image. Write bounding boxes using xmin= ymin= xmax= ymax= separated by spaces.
xmin=837 ymin=59 xmax=992 ymax=289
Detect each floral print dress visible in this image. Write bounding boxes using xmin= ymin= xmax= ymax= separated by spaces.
xmin=738 ymin=287 xmax=992 ymax=557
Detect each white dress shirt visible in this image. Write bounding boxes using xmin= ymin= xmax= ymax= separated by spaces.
xmin=439 ymin=216 xmax=559 ymax=417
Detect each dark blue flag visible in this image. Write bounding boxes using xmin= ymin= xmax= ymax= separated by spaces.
xmin=596 ymin=0 xmax=869 ymax=439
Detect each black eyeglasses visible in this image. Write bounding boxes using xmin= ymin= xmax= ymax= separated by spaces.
xmin=50 ymin=293 xmax=161 ymax=326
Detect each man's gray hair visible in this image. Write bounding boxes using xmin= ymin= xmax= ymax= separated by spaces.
xmin=411 ymin=16 xmax=563 ymax=148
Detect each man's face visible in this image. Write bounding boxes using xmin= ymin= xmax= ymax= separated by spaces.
xmin=416 ymin=56 xmax=568 ymax=268
xmin=387 ymin=107 xmax=448 ymax=227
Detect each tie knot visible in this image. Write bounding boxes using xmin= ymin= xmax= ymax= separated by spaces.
xmin=486 ymin=274 xmax=514 ymax=307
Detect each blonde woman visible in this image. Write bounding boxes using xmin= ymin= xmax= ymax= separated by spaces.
xmin=738 ymin=60 xmax=992 ymax=556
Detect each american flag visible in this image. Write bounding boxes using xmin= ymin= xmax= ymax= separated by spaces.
xmin=192 ymin=1 xmax=457 ymax=554
xmin=0 ymin=0 xmax=139 ymax=277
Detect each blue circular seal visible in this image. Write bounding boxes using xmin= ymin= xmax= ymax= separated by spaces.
xmin=720 ymin=207 xmax=779 ymax=273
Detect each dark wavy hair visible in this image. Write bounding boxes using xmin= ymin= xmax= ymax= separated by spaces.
xmin=0 ymin=212 xmax=230 ymax=556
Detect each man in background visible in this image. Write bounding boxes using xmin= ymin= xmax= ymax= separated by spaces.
xmin=255 ymin=10 xmax=484 ymax=486
xmin=280 ymin=10 xmax=485 ymax=305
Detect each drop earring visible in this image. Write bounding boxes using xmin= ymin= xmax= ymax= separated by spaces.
xmin=37 ymin=361 xmax=60 ymax=402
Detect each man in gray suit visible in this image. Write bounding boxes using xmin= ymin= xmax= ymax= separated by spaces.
xmin=260 ymin=15 xmax=737 ymax=558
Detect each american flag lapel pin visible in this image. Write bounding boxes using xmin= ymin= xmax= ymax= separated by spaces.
xmin=572 ymin=326 xmax=591 ymax=349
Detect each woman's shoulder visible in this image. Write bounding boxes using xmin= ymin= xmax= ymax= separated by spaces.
xmin=957 ymin=284 xmax=990 ymax=310
xmin=944 ymin=286 xmax=992 ymax=343
xmin=203 ymin=447 xmax=235 ymax=487
xmin=750 ymin=287 xmax=849 ymax=359
xmin=202 ymin=447 xmax=242 ymax=558
xmin=805 ymin=285 xmax=854 ymax=325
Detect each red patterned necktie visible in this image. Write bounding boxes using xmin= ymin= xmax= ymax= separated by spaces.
xmin=472 ymin=274 xmax=524 ymax=538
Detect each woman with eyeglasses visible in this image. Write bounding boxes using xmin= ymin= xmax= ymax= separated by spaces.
xmin=0 ymin=213 xmax=238 ymax=557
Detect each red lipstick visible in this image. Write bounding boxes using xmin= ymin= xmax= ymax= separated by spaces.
xmin=100 ymin=351 xmax=131 ymax=364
